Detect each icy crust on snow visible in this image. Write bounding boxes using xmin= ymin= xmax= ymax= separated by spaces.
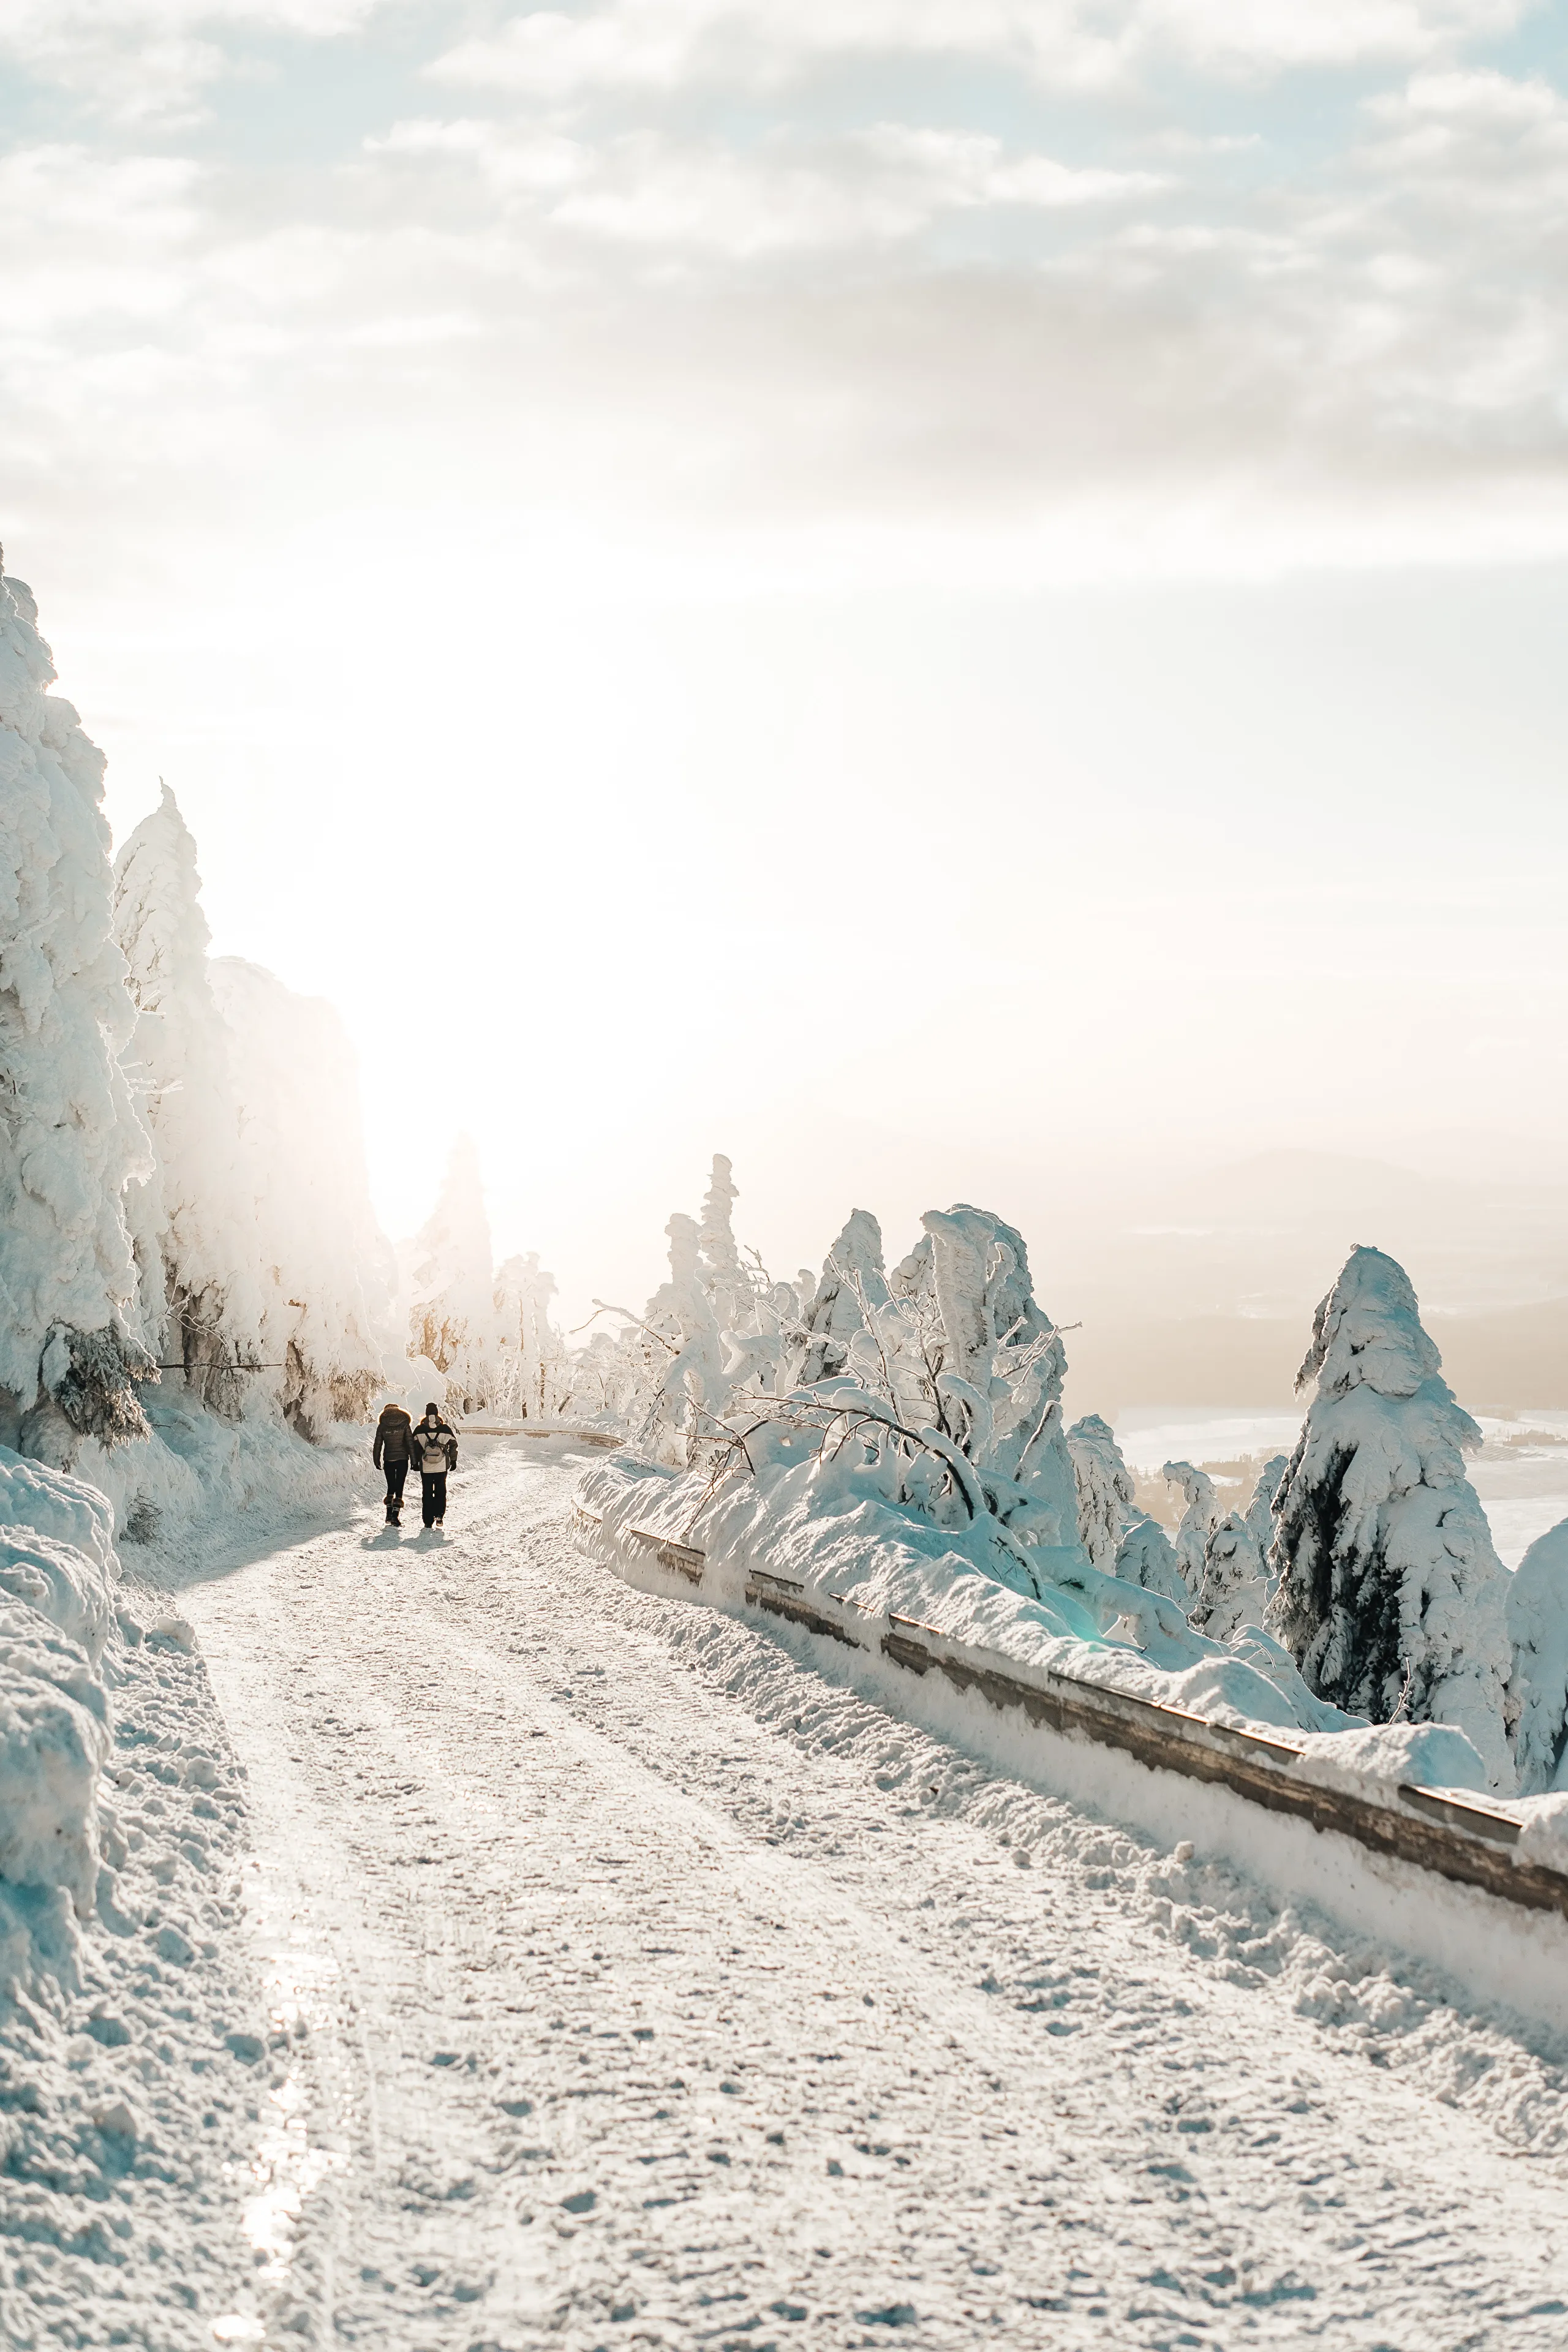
xmin=582 ymin=1450 xmax=1358 ymax=1742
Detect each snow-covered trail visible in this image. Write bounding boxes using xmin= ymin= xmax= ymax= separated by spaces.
xmin=170 ymin=1443 xmax=1568 ymax=2351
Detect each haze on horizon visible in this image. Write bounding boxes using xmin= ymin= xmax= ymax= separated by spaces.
xmin=4 ymin=0 xmax=1567 ymax=1389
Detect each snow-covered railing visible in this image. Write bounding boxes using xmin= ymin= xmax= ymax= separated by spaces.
xmin=586 ymin=1518 xmax=1568 ymax=1924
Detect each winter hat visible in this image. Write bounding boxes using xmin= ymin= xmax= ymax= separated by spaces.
xmin=424 ymin=1401 xmax=439 ymax=1415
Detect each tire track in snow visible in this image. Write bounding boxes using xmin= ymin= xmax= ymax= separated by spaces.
xmin=176 ymin=1446 xmax=1568 ymax=2350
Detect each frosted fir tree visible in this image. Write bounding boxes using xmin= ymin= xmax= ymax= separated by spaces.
xmin=112 ymin=783 xmax=265 ymax=1414
xmin=1506 ymin=1520 xmax=1568 ymax=1795
xmin=913 ymin=1206 xmax=1081 ymax=1554
xmin=1191 ymin=1515 xmax=1267 ymax=1642
xmin=696 ymin=1153 xmax=754 ymax=1331
xmin=211 ymin=957 xmax=394 ymax=1436
xmin=1245 ymin=1453 xmax=1289 ymax=1553
xmin=796 ymin=1211 xmax=892 ymax=1387
xmin=1193 ymin=1452 xmax=1291 ymax=1642
xmin=1267 ymin=1245 xmax=1513 ymax=1789
xmin=1113 ymin=1515 xmax=1189 ymax=1608
xmin=1163 ymin=1460 xmax=1221 ymax=1600
xmin=1067 ymin=1414 xmax=1136 ymax=1570
xmin=494 ymin=1252 xmax=573 ymax=1422
xmin=641 ymin=1212 xmax=728 ymax=1465
xmin=407 ymin=1136 xmax=500 ymax=1414
xmin=0 ymin=560 xmax=155 ymax=1452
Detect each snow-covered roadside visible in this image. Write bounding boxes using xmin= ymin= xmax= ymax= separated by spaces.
xmin=1 ymin=1417 xmax=374 ymax=2350
xmin=580 ymin=1453 xmax=1568 ymax=2032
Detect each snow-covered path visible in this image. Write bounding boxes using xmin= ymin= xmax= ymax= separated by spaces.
xmin=172 ymin=1443 xmax=1568 ymax=2351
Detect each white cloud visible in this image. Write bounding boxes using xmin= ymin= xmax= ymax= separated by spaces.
xmin=428 ymin=0 xmax=1534 ymax=101
xmin=0 ymin=0 xmax=383 ymax=121
xmin=2 ymin=4 xmax=1567 ymax=579
xmin=1135 ymin=0 xmax=1527 ymax=75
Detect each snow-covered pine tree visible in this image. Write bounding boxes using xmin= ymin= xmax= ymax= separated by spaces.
xmin=1267 ymin=1245 xmax=1513 ymax=1789
xmin=407 ymin=1136 xmax=500 ymax=1414
xmin=112 ymin=783 xmax=264 ymax=1414
xmin=696 ymin=1153 xmax=753 ymax=1331
xmin=211 ymin=957 xmax=394 ymax=1436
xmin=641 ymin=1212 xmax=727 ymax=1465
xmin=1163 ymin=1460 xmax=1221 ymax=1600
xmin=918 ymin=1205 xmax=1081 ymax=1555
xmin=796 ymin=1211 xmax=891 ymax=1386
xmin=1113 ymin=1515 xmax=1189 ymax=1608
xmin=1191 ymin=1451 xmax=1290 ymax=1642
xmin=1506 ymin=1519 xmax=1568 ymax=1795
xmin=494 ymin=1251 xmax=573 ymax=1422
xmin=0 ymin=561 xmax=155 ymax=1453
xmin=1245 ymin=1453 xmax=1288 ymax=1555
xmin=1067 ymin=1414 xmax=1136 ymax=1570
xmin=1191 ymin=1514 xmax=1270 ymax=1642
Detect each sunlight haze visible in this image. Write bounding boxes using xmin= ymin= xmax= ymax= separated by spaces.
xmin=5 ymin=0 xmax=1567 ymax=1379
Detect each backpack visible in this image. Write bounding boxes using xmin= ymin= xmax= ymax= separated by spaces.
xmin=415 ymin=1423 xmax=451 ymax=1473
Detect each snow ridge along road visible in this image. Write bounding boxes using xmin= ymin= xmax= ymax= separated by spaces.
xmin=168 ymin=1442 xmax=1568 ymax=2350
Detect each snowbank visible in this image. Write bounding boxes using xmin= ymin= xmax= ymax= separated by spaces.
xmin=0 ymin=1447 xmax=120 ymax=1934
xmin=580 ymin=1447 xmax=1355 ymax=1738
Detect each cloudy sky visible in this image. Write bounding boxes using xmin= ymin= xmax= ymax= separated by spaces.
xmin=4 ymin=0 xmax=1567 ymax=1317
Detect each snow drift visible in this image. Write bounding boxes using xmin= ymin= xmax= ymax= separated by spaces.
xmin=0 ymin=1446 xmax=118 ymax=1930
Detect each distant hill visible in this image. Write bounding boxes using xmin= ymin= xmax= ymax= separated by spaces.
xmin=1047 ymin=1149 xmax=1568 ymax=1417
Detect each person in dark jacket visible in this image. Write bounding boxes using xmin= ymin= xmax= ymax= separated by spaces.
xmin=411 ymin=1402 xmax=458 ymax=1528
xmin=372 ymin=1402 xmax=414 ymax=1525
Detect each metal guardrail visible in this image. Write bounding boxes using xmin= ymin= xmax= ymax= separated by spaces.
xmin=625 ymin=1526 xmax=706 ymax=1584
xmin=577 ymin=1507 xmax=1568 ymax=1923
xmin=464 ymin=1423 xmax=622 ymax=1445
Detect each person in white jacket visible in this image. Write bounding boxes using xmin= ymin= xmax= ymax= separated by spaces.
xmin=411 ymin=1403 xmax=458 ymax=1528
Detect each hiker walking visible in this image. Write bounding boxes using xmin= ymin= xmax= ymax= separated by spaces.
xmin=412 ymin=1401 xmax=459 ymax=1528
xmin=372 ymin=1400 xmax=413 ymax=1525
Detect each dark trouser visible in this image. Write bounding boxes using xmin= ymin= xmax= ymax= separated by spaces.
xmin=420 ymin=1471 xmax=447 ymax=1527
xmin=383 ymin=1458 xmax=407 ymax=1516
